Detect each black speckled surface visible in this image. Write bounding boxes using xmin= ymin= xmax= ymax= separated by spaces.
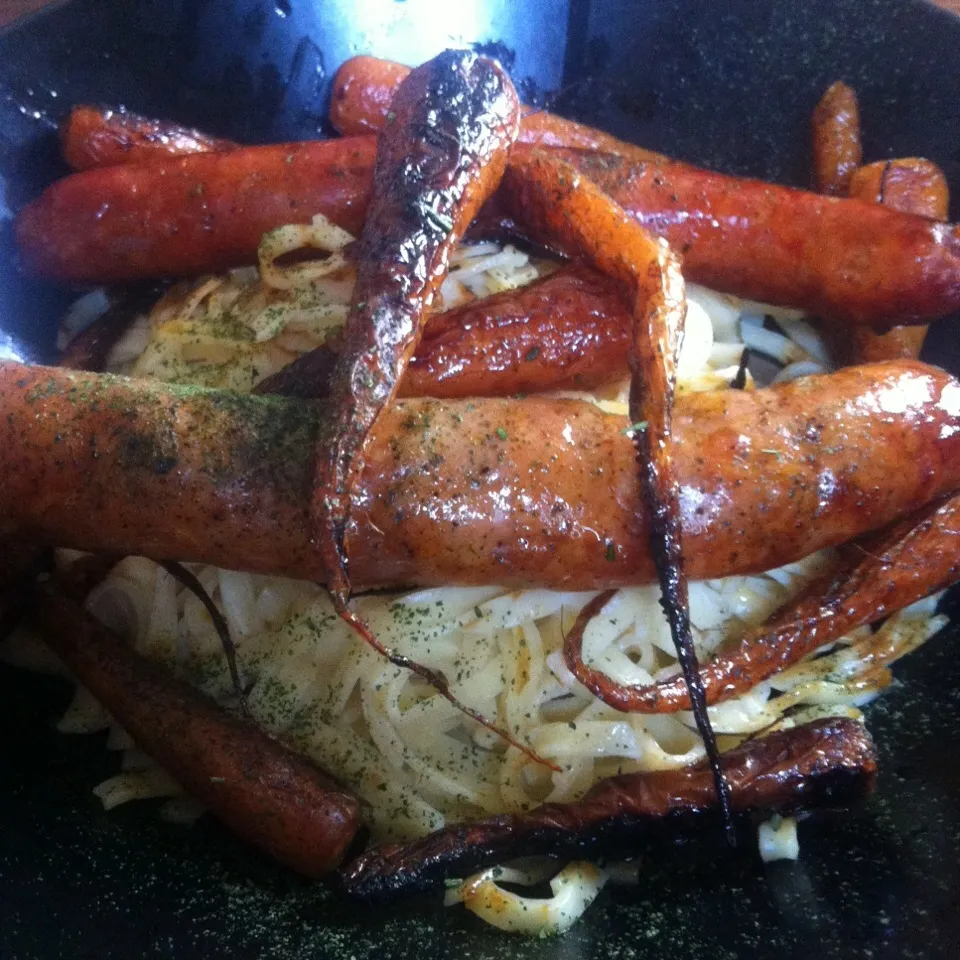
xmin=2 ymin=0 xmax=960 ymax=957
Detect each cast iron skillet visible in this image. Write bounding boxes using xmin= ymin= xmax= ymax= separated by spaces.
xmin=2 ymin=1 xmax=960 ymax=957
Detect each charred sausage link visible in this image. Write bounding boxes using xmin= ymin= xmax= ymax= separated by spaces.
xmin=16 ymin=143 xmax=960 ymax=327
xmin=340 ymin=717 xmax=877 ymax=899
xmin=516 ymin=147 xmax=960 ymax=324
xmin=314 ymin=50 xmax=520 ymax=610
xmin=255 ymin=265 xmax=634 ymax=401
xmin=15 ymin=137 xmax=378 ymax=282
xmin=36 ymin=582 xmax=361 ymax=876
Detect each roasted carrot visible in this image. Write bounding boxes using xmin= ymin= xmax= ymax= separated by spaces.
xmin=846 ymin=158 xmax=950 ymax=361
xmin=61 ymin=105 xmax=237 ymax=171
xmin=36 ymin=583 xmax=361 ymax=876
xmin=811 ymin=81 xmax=862 ymax=196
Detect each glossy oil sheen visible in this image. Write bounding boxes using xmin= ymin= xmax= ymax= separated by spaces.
xmin=1 ymin=1 xmax=960 ymax=958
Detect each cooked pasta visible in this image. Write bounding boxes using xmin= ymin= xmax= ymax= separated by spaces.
xmin=6 ymin=225 xmax=945 ymax=935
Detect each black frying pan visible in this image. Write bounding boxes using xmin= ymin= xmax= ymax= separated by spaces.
xmin=2 ymin=1 xmax=960 ymax=957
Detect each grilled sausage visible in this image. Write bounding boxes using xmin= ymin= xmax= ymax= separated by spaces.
xmin=15 ymin=137 xmax=377 ymax=282
xmin=1 ymin=360 xmax=958 ymax=590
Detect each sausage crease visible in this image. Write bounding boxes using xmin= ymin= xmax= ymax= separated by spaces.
xmin=2 ymin=360 xmax=958 ymax=591
xmin=36 ymin=582 xmax=361 ymax=876
xmin=340 ymin=717 xmax=877 ymax=899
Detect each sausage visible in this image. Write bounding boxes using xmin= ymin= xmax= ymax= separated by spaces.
xmin=811 ymin=82 xmax=862 ymax=196
xmin=340 ymin=717 xmax=877 ymax=899
xmin=329 ymin=55 xmax=669 ymax=163
xmin=1 ymin=359 xmax=958 ymax=590
xmin=510 ymin=147 xmax=960 ymax=324
xmin=61 ymin=105 xmax=237 ymax=171
xmin=256 ymin=265 xmax=633 ymax=401
xmin=35 ymin=582 xmax=361 ymax=876
xmin=846 ymin=158 xmax=950 ymax=362
xmin=15 ymin=137 xmax=377 ymax=283
xmin=19 ymin=139 xmax=960 ymax=326
xmin=314 ymin=50 xmax=520 ymax=608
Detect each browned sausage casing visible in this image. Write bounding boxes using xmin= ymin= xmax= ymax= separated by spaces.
xmin=37 ymin=584 xmax=360 ymax=876
xmin=1 ymin=360 xmax=958 ymax=590
xmin=19 ymin=140 xmax=960 ymax=326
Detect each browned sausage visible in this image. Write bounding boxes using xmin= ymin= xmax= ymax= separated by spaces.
xmin=35 ymin=582 xmax=361 ymax=876
xmin=340 ymin=717 xmax=877 ymax=899
xmin=1 ymin=359 xmax=958 ymax=590
xmin=15 ymin=137 xmax=377 ymax=283
xmin=846 ymin=158 xmax=950 ymax=361
xmin=19 ymin=140 xmax=960 ymax=326
xmin=255 ymin=265 xmax=634 ymax=401
xmin=811 ymin=82 xmax=862 ymax=196
xmin=329 ymin=55 xmax=669 ymax=163
xmin=61 ymin=105 xmax=237 ymax=171
xmin=513 ymin=147 xmax=960 ymax=324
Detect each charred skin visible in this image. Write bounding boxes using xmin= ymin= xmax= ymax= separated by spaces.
xmin=339 ymin=717 xmax=877 ymax=899
xmin=61 ymin=104 xmax=237 ymax=171
xmin=315 ymin=50 xmax=520 ymax=606
xmin=36 ymin=584 xmax=361 ymax=876
xmin=329 ymin=54 xmax=669 ymax=163
xmin=2 ymin=360 xmax=959 ymax=591
xmin=811 ymin=82 xmax=862 ymax=196
xmin=846 ymin=158 xmax=950 ymax=362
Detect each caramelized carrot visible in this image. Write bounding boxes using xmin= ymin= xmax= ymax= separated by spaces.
xmin=61 ymin=105 xmax=237 ymax=171
xmin=811 ymin=82 xmax=862 ymax=196
xmin=36 ymin=583 xmax=361 ymax=876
